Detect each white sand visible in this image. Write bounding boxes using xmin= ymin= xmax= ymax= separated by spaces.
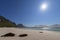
xmin=0 ymin=28 xmax=60 ymax=40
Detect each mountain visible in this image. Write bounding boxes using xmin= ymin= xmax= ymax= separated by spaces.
xmin=0 ymin=16 xmax=16 ymax=27
xmin=34 ymin=25 xmax=48 ymax=28
xmin=49 ymin=24 xmax=60 ymax=28
xmin=17 ymin=24 xmax=26 ymax=28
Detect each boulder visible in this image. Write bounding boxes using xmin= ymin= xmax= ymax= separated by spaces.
xmin=1 ymin=32 xmax=15 ymax=37
xmin=19 ymin=34 xmax=28 ymax=37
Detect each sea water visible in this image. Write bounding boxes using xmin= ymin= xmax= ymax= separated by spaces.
xmin=23 ymin=27 xmax=60 ymax=31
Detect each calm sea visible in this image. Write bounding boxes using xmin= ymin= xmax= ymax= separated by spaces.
xmin=22 ymin=27 xmax=60 ymax=31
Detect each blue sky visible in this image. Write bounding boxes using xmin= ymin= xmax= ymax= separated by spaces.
xmin=0 ymin=0 xmax=60 ymax=26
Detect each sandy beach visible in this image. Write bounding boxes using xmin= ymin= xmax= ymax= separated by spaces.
xmin=0 ymin=28 xmax=60 ymax=40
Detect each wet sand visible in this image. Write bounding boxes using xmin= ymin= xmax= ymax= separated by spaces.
xmin=0 ymin=28 xmax=60 ymax=40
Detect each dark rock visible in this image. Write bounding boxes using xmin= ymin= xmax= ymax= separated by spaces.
xmin=1 ymin=33 xmax=15 ymax=37
xmin=19 ymin=34 xmax=28 ymax=37
xmin=40 ymin=32 xmax=43 ymax=33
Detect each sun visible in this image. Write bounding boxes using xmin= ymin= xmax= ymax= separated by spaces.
xmin=40 ymin=3 xmax=48 ymax=11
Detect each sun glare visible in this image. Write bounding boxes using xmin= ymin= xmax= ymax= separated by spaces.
xmin=40 ymin=3 xmax=48 ymax=11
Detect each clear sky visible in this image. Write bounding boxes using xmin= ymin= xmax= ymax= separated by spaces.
xmin=0 ymin=0 xmax=60 ymax=26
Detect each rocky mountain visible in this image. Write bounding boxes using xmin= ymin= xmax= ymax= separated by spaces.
xmin=34 ymin=25 xmax=48 ymax=28
xmin=49 ymin=24 xmax=60 ymax=28
xmin=0 ymin=16 xmax=16 ymax=27
xmin=17 ymin=24 xmax=26 ymax=28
